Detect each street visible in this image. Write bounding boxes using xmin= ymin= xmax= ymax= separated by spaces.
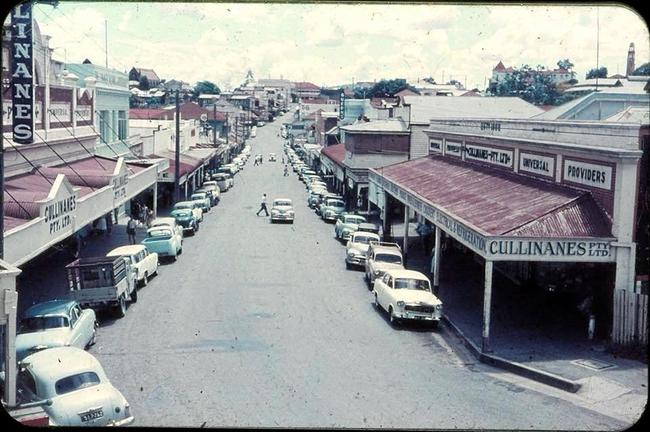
xmin=82 ymin=117 xmax=627 ymax=429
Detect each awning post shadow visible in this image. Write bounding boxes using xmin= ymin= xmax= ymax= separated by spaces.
xmin=482 ymin=260 xmax=494 ymax=353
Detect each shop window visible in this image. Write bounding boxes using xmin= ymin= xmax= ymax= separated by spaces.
xmin=118 ymin=110 xmax=127 ymax=140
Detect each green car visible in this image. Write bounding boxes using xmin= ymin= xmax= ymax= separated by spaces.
xmin=170 ymin=208 xmax=199 ymax=235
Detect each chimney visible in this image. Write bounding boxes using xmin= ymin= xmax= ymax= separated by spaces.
xmin=626 ymin=42 xmax=635 ymax=77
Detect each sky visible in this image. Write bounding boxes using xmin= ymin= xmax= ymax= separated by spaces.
xmin=17 ymin=1 xmax=650 ymax=91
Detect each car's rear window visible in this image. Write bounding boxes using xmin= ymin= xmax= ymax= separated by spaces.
xmin=375 ymin=253 xmax=402 ymax=264
xmin=55 ymin=372 xmax=101 ymax=395
xmin=19 ymin=316 xmax=69 ymax=333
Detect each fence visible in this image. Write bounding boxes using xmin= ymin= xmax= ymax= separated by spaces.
xmin=613 ymin=289 xmax=648 ymax=346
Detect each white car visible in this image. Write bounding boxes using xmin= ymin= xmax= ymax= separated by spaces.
xmin=212 ymin=173 xmax=233 ymax=191
xmin=190 ymin=192 xmax=211 ymax=213
xmin=345 ymin=231 xmax=381 ymax=269
xmin=16 ymin=300 xmax=97 ymax=361
xmin=150 ymin=216 xmax=186 ymax=240
xmin=373 ymin=269 xmax=443 ymax=327
xmin=107 ymin=245 xmax=159 ymax=287
xmin=270 ymin=198 xmax=295 ymax=223
xmin=16 ymin=347 xmax=134 ymax=426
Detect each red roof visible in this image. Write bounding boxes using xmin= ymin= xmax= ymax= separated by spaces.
xmin=154 ymin=151 xmax=204 ymax=178
xmin=493 ymin=61 xmax=506 ymax=72
xmin=375 ymin=156 xmax=612 ymax=238
xmin=294 ymin=81 xmax=320 ymax=90
xmin=130 ymin=108 xmax=169 ymax=120
xmin=301 ymin=97 xmax=329 ymax=104
xmin=320 ymin=143 xmax=346 ymax=167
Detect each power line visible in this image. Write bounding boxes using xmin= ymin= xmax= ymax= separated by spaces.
xmin=48 ymin=109 xmax=108 ymax=172
xmin=2 ymin=137 xmax=54 ymax=186
xmin=32 ymin=128 xmax=95 ymax=190
xmin=3 ymin=189 xmax=33 ymax=220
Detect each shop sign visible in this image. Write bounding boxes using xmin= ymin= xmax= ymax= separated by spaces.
xmin=465 ymin=143 xmax=513 ymax=168
xmin=519 ymin=152 xmax=555 ymax=178
xmin=3 ymin=100 xmax=42 ymax=125
xmin=487 ymin=239 xmax=613 ymax=262
xmin=445 ymin=140 xmax=463 ymax=157
xmin=563 ymin=159 xmax=612 ymax=190
xmin=49 ymin=102 xmax=71 ymax=123
xmin=435 ymin=212 xmax=486 ymax=252
xmin=38 ymin=175 xmax=77 ymax=236
xmin=339 ymin=90 xmax=345 ymax=119
xmin=11 ymin=2 xmax=34 ymax=144
xmin=429 ymin=138 xmax=442 ymax=153
xmin=75 ymin=105 xmax=92 ymax=122
xmin=112 ymin=158 xmax=129 ymax=201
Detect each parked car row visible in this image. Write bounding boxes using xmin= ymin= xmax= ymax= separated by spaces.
xmin=287 ymin=145 xmax=444 ymax=328
xmin=7 ymin=146 xmax=255 ymax=426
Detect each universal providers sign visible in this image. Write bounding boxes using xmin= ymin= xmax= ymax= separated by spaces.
xmin=11 ymin=3 xmax=33 ymax=144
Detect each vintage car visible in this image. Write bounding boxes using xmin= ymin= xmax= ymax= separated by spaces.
xmin=304 ymin=175 xmax=323 ymax=187
xmin=258 ymin=121 xmax=266 ymax=127
xmin=365 ymin=242 xmax=404 ymax=287
xmin=201 ymin=180 xmax=221 ymax=203
xmin=16 ymin=300 xmax=97 ymax=361
xmin=345 ymin=231 xmax=381 ymax=270
xmin=172 ymin=201 xmax=203 ymax=223
xmin=320 ymin=197 xmax=346 ymax=222
xmin=16 ymin=347 xmax=134 ymax=426
xmin=268 ymin=153 xmax=277 ymax=162
xmin=315 ymin=193 xmax=342 ymax=215
xmin=307 ymin=188 xmax=329 ymax=208
xmin=190 ymin=192 xmax=211 ymax=213
xmin=357 ymin=222 xmax=381 ymax=236
xmin=170 ymin=208 xmax=199 ymax=235
xmin=141 ymin=227 xmax=182 ymax=261
xmin=66 ymin=256 xmax=137 ymax=318
xmin=219 ymin=164 xmax=239 ymax=175
xmin=212 ymin=172 xmax=234 ymax=191
xmin=299 ymin=169 xmax=317 ymax=182
xmin=150 ymin=216 xmax=186 ymax=240
xmin=106 ymin=245 xmax=159 ymax=287
xmin=307 ymin=179 xmax=328 ymax=191
xmin=373 ymin=269 xmax=443 ymax=326
xmin=270 ymin=198 xmax=295 ymax=223
xmin=334 ymin=213 xmax=367 ymax=241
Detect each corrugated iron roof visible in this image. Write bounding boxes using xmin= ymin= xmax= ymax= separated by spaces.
xmin=377 ymin=156 xmax=612 ymax=238
xmin=320 ymin=143 xmax=346 ymax=167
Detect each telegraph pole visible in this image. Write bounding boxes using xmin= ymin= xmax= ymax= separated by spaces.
xmin=213 ymin=104 xmax=217 ymax=147
xmin=174 ymin=89 xmax=180 ymax=202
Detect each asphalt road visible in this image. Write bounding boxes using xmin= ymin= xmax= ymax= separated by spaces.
xmin=87 ymin=114 xmax=627 ymax=429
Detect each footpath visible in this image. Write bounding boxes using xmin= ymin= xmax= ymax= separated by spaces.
xmin=380 ymin=218 xmax=647 ymax=424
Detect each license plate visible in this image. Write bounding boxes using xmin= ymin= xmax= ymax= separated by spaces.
xmin=80 ymin=408 xmax=104 ymax=422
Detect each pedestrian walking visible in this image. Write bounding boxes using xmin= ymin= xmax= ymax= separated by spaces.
xmin=127 ymin=216 xmax=138 ymax=244
xmin=256 ymin=193 xmax=269 ymax=216
xmin=139 ymin=205 xmax=147 ymax=227
xmin=131 ymin=200 xmax=140 ymax=221
xmin=146 ymin=208 xmax=154 ymax=228
xmin=254 ymin=156 xmax=259 ymax=166
xmin=283 ymin=164 xmax=289 ymax=176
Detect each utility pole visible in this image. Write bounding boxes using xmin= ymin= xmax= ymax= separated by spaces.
xmin=174 ymin=89 xmax=180 ymax=202
xmin=213 ymin=104 xmax=217 ymax=147
xmin=105 ymin=19 xmax=108 ymax=68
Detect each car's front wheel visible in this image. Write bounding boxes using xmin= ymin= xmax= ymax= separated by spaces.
xmin=389 ymin=306 xmax=398 ymax=326
xmin=346 ymin=261 xmax=351 ymax=270
xmin=142 ymin=271 xmax=149 ymax=287
xmin=374 ymin=293 xmax=380 ymax=310
xmin=130 ymin=286 xmax=138 ymax=303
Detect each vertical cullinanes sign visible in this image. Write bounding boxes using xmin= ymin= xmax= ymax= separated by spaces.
xmin=339 ymin=90 xmax=345 ymax=119
xmin=11 ymin=2 xmax=33 ymax=144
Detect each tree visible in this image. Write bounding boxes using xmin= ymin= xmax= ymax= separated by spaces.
xmin=631 ymin=62 xmax=650 ymax=76
xmin=489 ymin=64 xmax=569 ymax=106
xmin=557 ymin=59 xmax=574 ymax=70
xmin=193 ymin=81 xmax=221 ymax=98
xmin=354 ymin=78 xmax=419 ymax=99
xmin=586 ymin=67 xmax=608 ymax=79
xmin=139 ymin=76 xmax=150 ymax=90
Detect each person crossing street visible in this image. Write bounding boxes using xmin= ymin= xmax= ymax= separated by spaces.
xmin=256 ymin=193 xmax=269 ymax=216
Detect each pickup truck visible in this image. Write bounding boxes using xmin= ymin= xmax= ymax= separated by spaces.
xmin=364 ymin=242 xmax=404 ymax=289
xmin=66 ymin=256 xmax=137 ymax=318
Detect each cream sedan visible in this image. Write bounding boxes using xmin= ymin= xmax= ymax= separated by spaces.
xmin=373 ymin=269 xmax=443 ymax=327
xmin=15 ymin=347 xmax=134 ymax=426
xmin=345 ymin=231 xmax=380 ymax=270
xmin=270 ymin=198 xmax=295 ymax=223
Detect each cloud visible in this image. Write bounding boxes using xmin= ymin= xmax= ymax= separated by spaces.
xmin=31 ymin=2 xmax=648 ymax=90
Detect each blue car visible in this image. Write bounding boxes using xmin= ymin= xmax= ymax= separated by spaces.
xmin=16 ymin=299 xmax=97 ymax=361
xmin=141 ymin=227 xmax=182 ymax=261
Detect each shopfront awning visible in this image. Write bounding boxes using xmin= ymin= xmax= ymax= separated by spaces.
xmin=370 ymin=156 xmax=615 ymax=262
xmin=154 ymin=150 xmax=206 ymax=183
